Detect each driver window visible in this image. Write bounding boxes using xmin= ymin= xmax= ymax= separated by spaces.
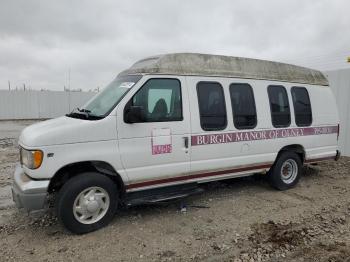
xmin=131 ymin=78 xmax=183 ymax=122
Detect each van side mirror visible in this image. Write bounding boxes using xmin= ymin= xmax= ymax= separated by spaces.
xmin=124 ymin=106 xmax=145 ymax=123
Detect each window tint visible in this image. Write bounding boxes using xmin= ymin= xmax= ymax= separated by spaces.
xmin=131 ymin=78 xmax=182 ymax=122
xmin=291 ymin=87 xmax=312 ymax=126
xmin=197 ymin=82 xmax=227 ymax=131
xmin=267 ymin=85 xmax=291 ymax=127
xmin=229 ymin=83 xmax=257 ymax=129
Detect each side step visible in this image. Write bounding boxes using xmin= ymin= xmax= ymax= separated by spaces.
xmin=124 ymin=183 xmax=204 ymax=206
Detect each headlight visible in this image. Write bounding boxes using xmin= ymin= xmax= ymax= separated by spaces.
xmin=20 ymin=147 xmax=43 ymax=169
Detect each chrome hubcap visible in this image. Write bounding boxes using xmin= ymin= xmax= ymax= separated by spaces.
xmin=281 ymin=159 xmax=298 ymax=184
xmin=73 ymin=187 xmax=110 ymax=224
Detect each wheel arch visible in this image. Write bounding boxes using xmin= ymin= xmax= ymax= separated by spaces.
xmin=277 ymin=144 xmax=306 ymax=164
xmin=48 ymin=161 xmax=126 ymax=198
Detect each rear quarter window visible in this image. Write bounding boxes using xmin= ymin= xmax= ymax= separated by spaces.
xmin=291 ymin=87 xmax=312 ymax=126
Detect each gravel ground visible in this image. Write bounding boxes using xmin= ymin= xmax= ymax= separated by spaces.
xmin=0 ymin=120 xmax=349 ymax=262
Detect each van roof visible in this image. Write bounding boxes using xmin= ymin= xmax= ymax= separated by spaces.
xmin=119 ymin=53 xmax=328 ymax=86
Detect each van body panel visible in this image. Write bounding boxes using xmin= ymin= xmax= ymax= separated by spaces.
xmin=18 ymin=116 xmax=127 ymax=180
xmin=20 ymin=139 xmax=128 ymax=182
xmin=187 ymin=76 xmax=338 ymax=179
xmin=120 ymin=75 xmax=338 ymax=192
xmin=125 ymin=163 xmax=271 ymax=192
xmin=19 ymin=115 xmax=117 ymax=147
xmin=188 ymin=77 xmax=277 ymax=176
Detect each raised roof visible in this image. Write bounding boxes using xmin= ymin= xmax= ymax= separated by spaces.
xmin=119 ymin=53 xmax=328 ymax=86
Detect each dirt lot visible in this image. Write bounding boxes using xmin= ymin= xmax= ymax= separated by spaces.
xmin=0 ymin=120 xmax=350 ymax=262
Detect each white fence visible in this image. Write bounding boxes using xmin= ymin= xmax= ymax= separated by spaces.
xmin=0 ymin=90 xmax=95 ymax=120
xmin=326 ymin=68 xmax=350 ymax=157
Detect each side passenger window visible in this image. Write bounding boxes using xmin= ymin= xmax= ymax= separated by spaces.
xmin=229 ymin=83 xmax=257 ymax=129
xmin=291 ymin=87 xmax=312 ymax=126
xmin=268 ymin=85 xmax=291 ymax=128
xmin=197 ymin=82 xmax=227 ymax=131
xmin=131 ymin=78 xmax=182 ymax=122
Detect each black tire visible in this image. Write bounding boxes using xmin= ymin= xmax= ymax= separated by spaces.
xmin=268 ymin=151 xmax=302 ymax=190
xmin=56 ymin=172 xmax=118 ymax=234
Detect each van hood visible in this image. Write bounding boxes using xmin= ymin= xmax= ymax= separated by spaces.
xmin=19 ymin=116 xmax=116 ymax=147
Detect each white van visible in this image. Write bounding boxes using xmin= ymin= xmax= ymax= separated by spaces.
xmin=12 ymin=53 xmax=340 ymax=234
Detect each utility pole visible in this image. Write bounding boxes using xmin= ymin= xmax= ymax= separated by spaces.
xmin=8 ymin=81 xmax=10 ymax=90
xmin=68 ymin=68 xmax=71 ymax=90
xmin=68 ymin=68 xmax=71 ymax=112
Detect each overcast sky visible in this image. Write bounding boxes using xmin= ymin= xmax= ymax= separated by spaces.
xmin=1 ymin=0 xmax=349 ymax=91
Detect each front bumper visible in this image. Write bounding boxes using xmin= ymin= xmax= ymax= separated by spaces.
xmin=11 ymin=164 xmax=50 ymax=212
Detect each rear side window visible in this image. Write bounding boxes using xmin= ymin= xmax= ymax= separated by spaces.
xmin=291 ymin=87 xmax=312 ymax=126
xmin=229 ymin=83 xmax=257 ymax=129
xmin=267 ymin=85 xmax=291 ymax=128
xmin=197 ymin=82 xmax=227 ymax=131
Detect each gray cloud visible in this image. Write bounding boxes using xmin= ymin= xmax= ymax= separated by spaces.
xmin=0 ymin=0 xmax=349 ymax=90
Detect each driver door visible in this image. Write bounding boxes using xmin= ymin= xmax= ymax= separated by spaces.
xmin=116 ymin=76 xmax=191 ymax=191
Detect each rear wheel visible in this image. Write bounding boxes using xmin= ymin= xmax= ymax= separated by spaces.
xmin=56 ymin=172 xmax=118 ymax=234
xmin=268 ymin=152 xmax=302 ymax=190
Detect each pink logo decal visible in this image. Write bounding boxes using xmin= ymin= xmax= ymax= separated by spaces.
xmin=152 ymin=144 xmax=172 ymax=155
xmin=151 ymin=128 xmax=172 ymax=155
xmin=191 ymin=125 xmax=338 ymax=146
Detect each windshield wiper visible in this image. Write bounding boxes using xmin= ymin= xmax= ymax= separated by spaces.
xmin=66 ymin=108 xmax=103 ymax=120
xmin=77 ymin=108 xmax=91 ymax=113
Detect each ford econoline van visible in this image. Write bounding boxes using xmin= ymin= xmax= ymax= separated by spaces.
xmin=12 ymin=53 xmax=341 ymax=234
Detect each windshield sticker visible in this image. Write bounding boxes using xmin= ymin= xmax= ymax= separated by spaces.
xmin=151 ymin=128 xmax=172 ymax=155
xmin=119 ymin=82 xmax=135 ymax=89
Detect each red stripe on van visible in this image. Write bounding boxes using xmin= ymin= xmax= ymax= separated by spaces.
xmin=126 ymin=155 xmax=337 ymax=190
xmin=126 ymin=162 xmax=273 ymax=190
xmin=191 ymin=125 xmax=338 ymax=146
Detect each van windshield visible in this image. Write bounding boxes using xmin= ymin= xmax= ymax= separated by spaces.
xmin=67 ymin=75 xmax=142 ymax=120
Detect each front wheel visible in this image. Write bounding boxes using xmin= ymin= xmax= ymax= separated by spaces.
xmin=56 ymin=172 xmax=118 ymax=234
xmin=268 ymin=152 xmax=302 ymax=190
